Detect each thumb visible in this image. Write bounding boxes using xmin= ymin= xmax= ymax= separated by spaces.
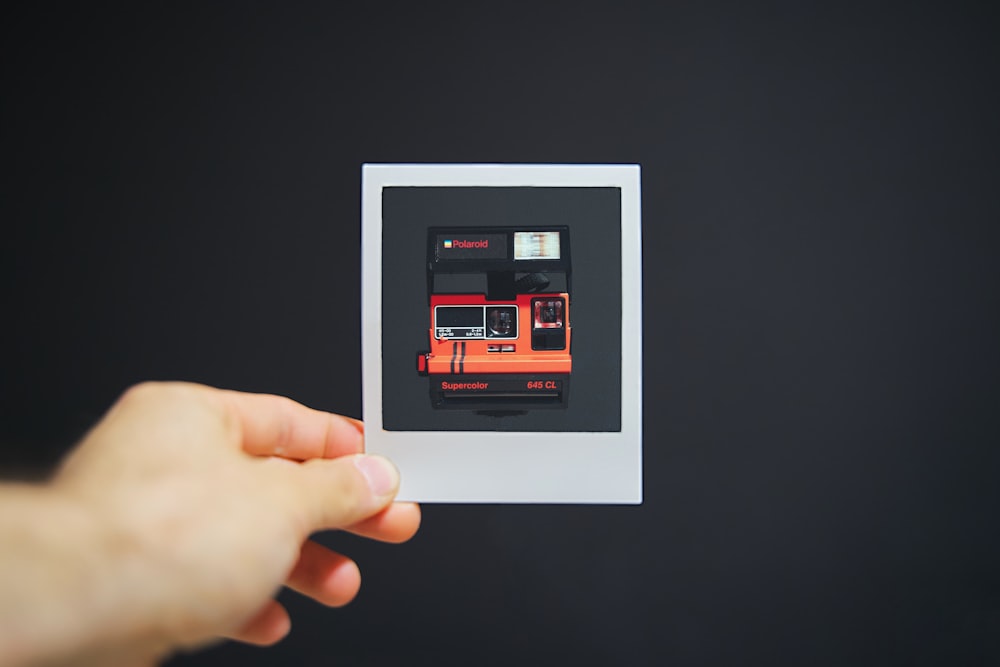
xmin=277 ymin=454 xmax=401 ymax=533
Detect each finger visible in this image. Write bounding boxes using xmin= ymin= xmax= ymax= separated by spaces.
xmin=342 ymin=416 xmax=365 ymax=433
xmin=345 ymin=502 xmax=422 ymax=544
xmin=266 ymin=454 xmax=400 ymax=533
xmin=224 ymin=599 xmax=291 ymax=646
xmin=215 ymin=390 xmax=364 ymax=460
xmin=286 ymin=540 xmax=362 ymax=607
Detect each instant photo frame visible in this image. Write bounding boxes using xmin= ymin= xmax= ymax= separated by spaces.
xmin=362 ymin=164 xmax=642 ymax=503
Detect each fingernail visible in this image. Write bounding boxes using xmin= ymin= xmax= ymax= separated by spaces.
xmin=354 ymin=455 xmax=398 ymax=496
xmin=329 ymin=415 xmax=364 ymax=455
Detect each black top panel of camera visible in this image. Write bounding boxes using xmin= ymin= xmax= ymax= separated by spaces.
xmin=426 ymin=226 xmax=571 ymax=276
xmin=426 ymin=226 xmax=571 ymax=302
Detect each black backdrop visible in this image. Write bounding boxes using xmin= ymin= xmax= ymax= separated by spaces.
xmin=380 ymin=186 xmax=623 ymax=432
xmin=2 ymin=3 xmax=998 ymax=665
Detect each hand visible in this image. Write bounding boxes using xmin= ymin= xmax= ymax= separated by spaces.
xmin=1 ymin=382 xmax=420 ymax=666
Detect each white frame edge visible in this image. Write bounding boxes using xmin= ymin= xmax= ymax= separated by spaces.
xmin=361 ymin=164 xmax=642 ymax=504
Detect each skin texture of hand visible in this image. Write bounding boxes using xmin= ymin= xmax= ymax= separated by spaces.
xmin=0 ymin=382 xmax=420 ymax=666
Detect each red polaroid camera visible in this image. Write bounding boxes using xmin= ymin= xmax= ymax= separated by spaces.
xmin=416 ymin=226 xmax=572 ymax=410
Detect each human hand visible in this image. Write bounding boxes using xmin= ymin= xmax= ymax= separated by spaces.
xmin=21 ymin=382 xmax=419 ymax=664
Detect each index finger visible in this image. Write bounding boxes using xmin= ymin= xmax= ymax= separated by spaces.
xmin=214 ymin=389 xmax=364 ymax=460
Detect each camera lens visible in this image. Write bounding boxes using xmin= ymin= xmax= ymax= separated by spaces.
xmin=487 ymin=307 xmax=515 ymax=337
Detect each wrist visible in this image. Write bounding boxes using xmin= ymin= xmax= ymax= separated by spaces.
xmin=0 ymin=482 xmax=171 ymax=666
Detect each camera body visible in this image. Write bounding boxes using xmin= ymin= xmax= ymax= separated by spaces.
xmin=417 ymin=226 xmax=572 ymax=410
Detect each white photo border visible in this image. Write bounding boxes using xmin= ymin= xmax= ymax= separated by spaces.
xmin=361 ymin=164 xmax=642 ymax=503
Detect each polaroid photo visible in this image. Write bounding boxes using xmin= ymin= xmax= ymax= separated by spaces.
xmin=361 ymin=164 xmax=642 ymax=503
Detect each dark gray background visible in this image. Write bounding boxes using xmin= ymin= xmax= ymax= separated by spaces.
xmin=381 ymin=186 xmax=622 ymax=432
xmin=2 ymin=2 xmax=998 ymax=666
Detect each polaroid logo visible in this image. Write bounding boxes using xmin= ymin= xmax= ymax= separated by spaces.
xmin=441 ymin=381 xmax=489 ymax=391
xmin=443 ymin=239 xmax=489 ymax=249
